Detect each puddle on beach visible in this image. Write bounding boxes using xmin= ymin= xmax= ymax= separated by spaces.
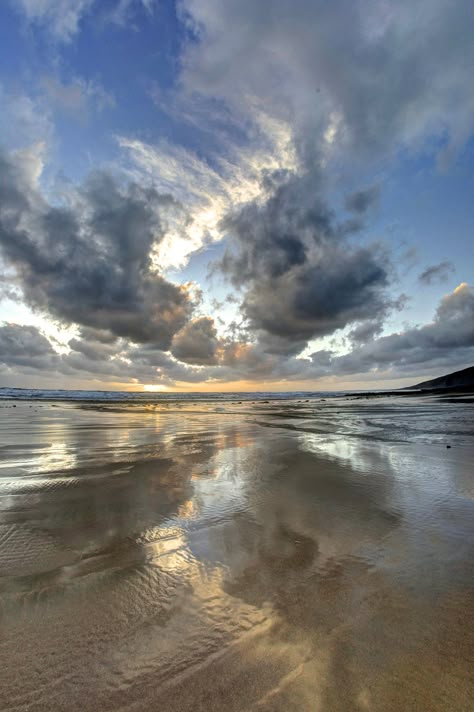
xmin=0 ymin=398 xmax=473 ymax=711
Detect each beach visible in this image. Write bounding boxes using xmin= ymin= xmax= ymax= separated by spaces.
xmin=0 ymin=395 xmax=473 ymax=711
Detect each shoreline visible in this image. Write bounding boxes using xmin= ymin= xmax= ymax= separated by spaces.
xmin=0 ymin=384 xmax=473 ymax=406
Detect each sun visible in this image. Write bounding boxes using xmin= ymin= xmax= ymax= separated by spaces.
xmin=143 ymin=384 xmax=168 ymax=392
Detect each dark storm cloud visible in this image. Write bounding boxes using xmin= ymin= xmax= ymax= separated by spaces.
xmin=0 ymin=148 xmax=194 ymax=348
xmin=244 ymin=245 xmax=389 ymax=341
xmin=348 ymin=319 xmax=384 ymax=345
xmin=220 ymin=340 xmax=282 ymax=378
xmin=220 ymin=173 xmax=331 ymax=285
xmin=219 ymin=172 xmax=391 ymax=347
xmin=171 ymin=317 xmax=219 ymax=365
xmin=418 ymin=261 xmax=455 ymax=286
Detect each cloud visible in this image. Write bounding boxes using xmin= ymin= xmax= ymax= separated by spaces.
xmin=108 ymin=0 xmax=157 ymax=26
xmin=418 ymin=261 xmax=455 ymax=286
xmin=0 ymin=147 xmax=195 ymax=348
xmin=0 ymin=323 xmax=184 ymax=386
xmin=315 ymin=283 xmax=474 ymax=376
xmin=3 ymin=1 xmax=473 ymax=390
xmin=216 ymin=284 xmax=474 ymax=384
xmin=345 ymin=185 xmax=380 ymax=214
xmin=0 ymin=323 xmax=60 ymax=370
xmin=1 ymin=284 xmax=472 ymax=388
xmin=180 ymin=0 xmax=474 ymax=165
xmin=219 ymin=171 xmax=391 ymax=350
xmin=40 ymin=76 xmax=115 ymax=117
xmin=0 ymin=86 xmax=53 ymax=152
xmin=242 ymin=245 xmax=390 ymax=343
xmin=67 ymin=333 xmax=120 ymax=362
xmin=175 ymin=0 xmax=474 ymax=363
xmin=118 ymin=109 xmax=297 ymax=269
xmin=171 ymin=317 xmax=219 ymax=365
xmin=13 ymin=0 xmax=156 ymax=41
xmin=348 ymin=319 xmax=385 ymax=345
xmin=206 ymin=283 xmax=474 ymax=383
xmin=13 ymin=0 xmax=94 ymax=41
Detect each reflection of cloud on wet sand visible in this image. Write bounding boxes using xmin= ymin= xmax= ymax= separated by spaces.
xmin=1 ymin=402 xmax=473 ymax=711
xmin=0 ymin=405 xmax=256 ymax=586
xmin=0 ymin=408 xmax=267 ymax=710
xmin=0 ymin=456 xmax=193 ymax=583
xmin=197 ymin=437 xmax=474 ymax=712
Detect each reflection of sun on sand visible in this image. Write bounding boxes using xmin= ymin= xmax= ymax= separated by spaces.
xmin=177 ymin=499 xmax=197 ymax=520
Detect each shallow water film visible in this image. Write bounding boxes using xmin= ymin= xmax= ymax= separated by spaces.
xmin=1 ymin=396 xmax=473 ymax=711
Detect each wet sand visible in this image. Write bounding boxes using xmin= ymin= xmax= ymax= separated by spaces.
xmin=0 ymin=397 xmax=473 ymax=711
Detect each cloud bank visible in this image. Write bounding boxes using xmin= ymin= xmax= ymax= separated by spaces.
xmin=1 ymin=284 xmax=473 ymax=388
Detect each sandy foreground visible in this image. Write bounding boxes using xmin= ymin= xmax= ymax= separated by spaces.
xmin=0 ymin=397 xmax=473 ymax=711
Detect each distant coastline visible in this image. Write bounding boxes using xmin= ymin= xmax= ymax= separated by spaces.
xmin=1 ymin=366 xmax=473 ymax=403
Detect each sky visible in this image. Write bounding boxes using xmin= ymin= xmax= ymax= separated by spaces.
xmin=0 ymin=0 xmax=473 ymax=392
